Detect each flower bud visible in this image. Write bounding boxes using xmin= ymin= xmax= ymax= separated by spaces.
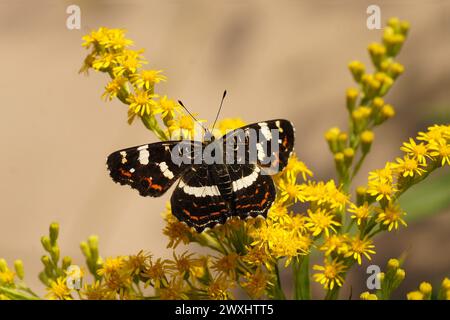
xmin=41 ymin=255 xmax=52 ymax=269
xmin=419 ymin=282 xmax=432 ymax=299
xmin=372 ymin=97 xmax=384 ymax=110
xmin=62 ymin=256 xmax=72 ymax=270
xmin=387 ymin=258 xmax=400 ymax=270
xmin=14 ymin=260 xmax=25 ymax=280
xmin=80 ymin=241 xmax=91 ymax=259
xmin=50 ymin=246 xmax=60 ymax=263
xmin=348 ymin=61 xmax=365 ymax=82
xmin=361 ymin=130 xmax=374 ymax=154
xmin=407 ymin=291 xmax=424 ymax=300
xmin=356 ymin=186 xmax=367 ymax=205
xmin=338 ymin=132 xmax=348 ymax=151
xmin=41 ymin=236 xmax=52 ymax=252
xmin=49 ymin=222 xmax=59 ymax=245
xmin=360 ymin=291 xmax=378 ymax=300
xmin=346 ymin=88 xmax=359 ymax=112
xmin=334 ymin=152 xmax=346 ymax=177
xmin=325 ymin=127 xmax=341 ymax=153
xmin=343 ymin=148 xmax=355 ymax=166
xmin=368 ymin=42 xmax=386 ymax=68
xmin=0 ymin=259 xmax=7 ymax=272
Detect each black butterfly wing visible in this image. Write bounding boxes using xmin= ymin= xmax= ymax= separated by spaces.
xmin=227 ymin=164 xmax=276 ymax=219
xmin=170 ymin=164 xmax=231 ymax=232
xmin=107 ymin=140 xmax=200 ymax=197
xmin=222 ymin=119 xmax=295 ymax=174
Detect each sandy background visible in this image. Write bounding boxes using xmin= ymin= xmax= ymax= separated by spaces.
xmin=0 ymin=0 xmax=449 ymax=297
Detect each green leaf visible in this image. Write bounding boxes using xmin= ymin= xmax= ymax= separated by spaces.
xmin=399 ymin=169 xmax=450 ymax=222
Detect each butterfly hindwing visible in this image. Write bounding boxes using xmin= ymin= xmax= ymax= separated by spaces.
xmin=171 ymin=164 xmax=231 ymax=232
xmin=227 ymin=164 xmax=276 ymax=219
xmin=107 ymin=140 xmax=199 ymax=197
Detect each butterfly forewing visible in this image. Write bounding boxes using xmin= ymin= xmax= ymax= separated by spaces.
xmin=106 ymin=140 xmax=199 ymax=197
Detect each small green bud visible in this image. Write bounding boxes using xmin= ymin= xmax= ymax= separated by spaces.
xmin=49 ymin=222 xmax=59 ymax=245
xmin=80 ymin=241 xmax=91 ymax=259
xmin=62 ymin=256 xmax=72 ymax=270
xmin=356 ymin=186 xmax=367 ymax=206
xmin=368 ymin=42 xmax=386 ymax=69
xmin=0 ymin=259 xmax=7 ymax=272
xmin=346 ymin=88 xmax=359 ymax=111
xmin=343 ymin=148 xmax=355 ymax=166
xmin=361 ymin=130 xmax=374 ymax=154
xmin=419 ymin=282 xmax=432 ymax=298
xmin=348 ymin=60 xmax=365 ymax=82
xmin=41 ymin=236 xmax=52 ymax=252
xmin=325 ymin=127 xmax=341 ymax=153
xmin=50 ymin=246 xmax=60 ymax=263
xmin=387 ymin=258 xmax=400 ymax=271
xmin=14 ymin=260 xmax=25 ymax=280
xmin=41 ymin=255 xmax=52 ymax=268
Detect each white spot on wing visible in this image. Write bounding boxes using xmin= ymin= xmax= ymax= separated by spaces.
xmin=138 ymin=145 xmax=149 ymax=165
xmin=259 ymin=122 xmax=272 ymax=140
xmin=120 ymin=151 xmax=127 ymax=164
xmin=232 ymin=167 xmax=260 ymax=192
xmin=256 ymin=143 xmax=265 ymax=161
xmin=159 ymin=161 xmax=174 ymax=179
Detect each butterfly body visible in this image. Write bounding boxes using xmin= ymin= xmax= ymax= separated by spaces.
xmin=107 ymin=119 xmax=295 ymax=232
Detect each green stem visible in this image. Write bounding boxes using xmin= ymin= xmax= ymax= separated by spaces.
xmin=293 ymin=256 xmax=311 ymax=300
xmin=273 ymin=262 xmax=286 ymax=300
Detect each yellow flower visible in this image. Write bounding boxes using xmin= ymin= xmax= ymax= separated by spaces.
xmin=302 ymin=180 xmax=348 ymax=210
xmin=360 ymin=291 xmax=378 ymax=300
xmin=207 ymin=276 xmax=234 ymax=300
xmin=113 ymin=49 xmax=147 ymax=76
xmin=400 ymin=138 xmax=429 ymax=164
xmin=407 ymin=291 xmax=424 ymax=300
xmin=82 ymin=27 xmax=110 ymax=49
xmin=142 ymin=258 xmax=167 ymax=289
xmin=281 ymin=154 xmax=313 ymax=181
xmin=92 ymin=52 xmax=117 ymax=70
xmin=163 ymin=206 xmax=194 ymax=249
xmin=367 ymin=176 xmax=397 ymax=201
xmin=305 ymin=208 xmax=341 ymax=237
xmin=344 ymin=236 xmax=376 ymax=265
xmin=267 ymin=201 xmax=290 ymax=224
xmin=166 ymin=251 xmax=201 ymax=278
xmin=417 ymin=124 xmax=449 ymax=144
xmin=125 ymin=251 xmax=150 ymax=276
xmin=101 ymin=28 xmax=133 ymax=50
xmin=46 ymin=277 xmax=72 ymax=300
xmin=320 ymin=234 xmax=349 ymax=256
xmin=0 ymin=269 xmax=15 ymax=285
xmin=368 ymin=163 xmax=394 ymax=182
xmin=428 ymin=138 xmax=450 ymax=166
xmin=250 ymin=220 xmax=311 ymax=265
xmin=97 ymin=256 xmax=125 ymax=277
xmin=168 ymin=114 xmax=206 ymax=140
xmin=82 ymin=281 xmax=116 ymax=300
xmin=159 ymin=277 xmax=188 ymax=300
xmin=240 ymin=268 xmax=271 ymax=299
xmin=392 ymin=156 xmax=425 ymax=177
xmin=216 ymin=118 xmax=246 ymax=135
xmin=102 ymin=76 xmax=127 ymax=101
xmin=158 ymin=95 xmax=181 ymax=120
xmin=348 ymin=202 xmax=371 ymax=225
xmin=242 ymin=246 xmax=274 ymax=271
xmin=313 ymin=259 xmax=347 ymax=290
xmin=132 ymin=70 xmax=167 ymax=90
xmin=127 ymin=90 xmax=160 ymax=116
xmin=277 ymin=177 xmax=305 ymax=203
xmin=376 ymin=202 xmax=407 ymax=231
xmin=212 ymin=253 xmax=239 ymax=279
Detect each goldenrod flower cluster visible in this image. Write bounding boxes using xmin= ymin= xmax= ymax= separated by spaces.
xmin=1 ymin=18 xmax=448 ymax=300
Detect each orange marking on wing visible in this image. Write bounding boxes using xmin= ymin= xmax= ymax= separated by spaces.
xmin=119 ymin=168 xmax=132 ymax=178
xmin=282 ymin=136 xmax=288 ymax=148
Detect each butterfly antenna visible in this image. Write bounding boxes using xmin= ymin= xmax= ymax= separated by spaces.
xmin=212 ymin=90 xmax=227 ymax=131
xmin=178 ymin=100 xmax=208 ymax=133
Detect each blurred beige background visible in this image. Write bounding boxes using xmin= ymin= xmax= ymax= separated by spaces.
xmin=0 ymin=0 xmax=449 ymax=297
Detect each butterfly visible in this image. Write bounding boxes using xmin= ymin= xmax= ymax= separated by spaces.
xmin=106 ymin=119 xmax=295 ymax=232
